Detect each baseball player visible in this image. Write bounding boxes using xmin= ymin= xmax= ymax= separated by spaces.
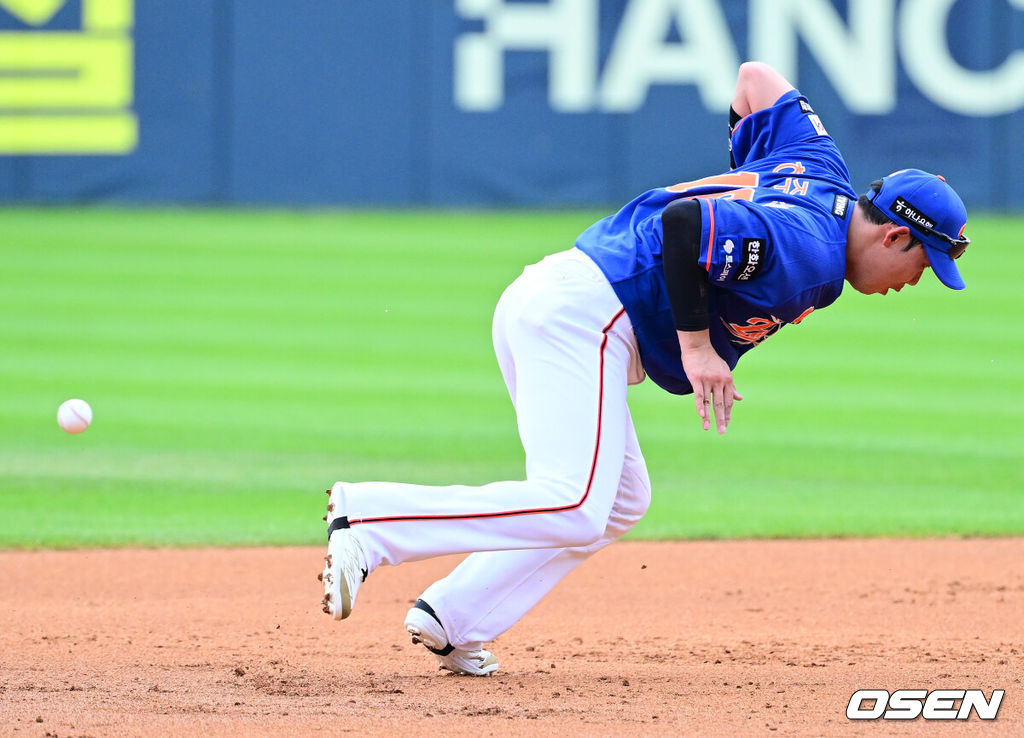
xmin=319 ymin=62 xmax=970 ymax=676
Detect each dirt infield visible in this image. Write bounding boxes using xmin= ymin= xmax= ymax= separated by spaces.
xmin=1 ymin=540 xmax=1021 ymax=736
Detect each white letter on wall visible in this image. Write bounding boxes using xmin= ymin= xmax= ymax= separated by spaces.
xmin=454 ymin=0 xmax=597 ymax=112
xmin=749 ymin=0 xmax=895 ymax=114
xmin=900 ymin=0 xmax=1024 ymax=116
xmin=599 ymin=0 xmax=739 ymax=112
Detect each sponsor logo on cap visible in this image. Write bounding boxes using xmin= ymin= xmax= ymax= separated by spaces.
xmin=889 ymin=196 xmax=936 ymax=231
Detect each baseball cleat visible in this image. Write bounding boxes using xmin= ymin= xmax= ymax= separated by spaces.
xmin=404 ymin=599 xmax=499 ymax=676
xmin=320 ymin=483 xmax=368 ymax=620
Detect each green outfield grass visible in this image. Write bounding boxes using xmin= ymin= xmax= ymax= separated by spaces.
xmin=1 ymin=208 xmax=1021 ymax=548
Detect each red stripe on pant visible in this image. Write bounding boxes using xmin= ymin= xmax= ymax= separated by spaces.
xmin=350 ymin=307 xmax=628 ymax=526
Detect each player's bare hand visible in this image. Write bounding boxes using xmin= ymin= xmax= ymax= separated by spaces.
xmin=677 ymin=330 xmax=743 ymax=434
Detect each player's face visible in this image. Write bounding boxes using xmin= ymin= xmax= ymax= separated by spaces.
xmin=850 ymin=235 xmax=932 ymax=295
xmin=879 ymin=243 xmax=930 ymax=295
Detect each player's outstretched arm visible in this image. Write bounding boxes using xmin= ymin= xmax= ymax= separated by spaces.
xmin=677 ymin=330 xmax=742 ymax=435
xmin=661 ymin=199 xmax=743 ymax=435
xmin=731 ymin=62 xmax=795 ymax=119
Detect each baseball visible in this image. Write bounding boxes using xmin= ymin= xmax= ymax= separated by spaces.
xmin=57 ymin=398 xmax=93 ymax=434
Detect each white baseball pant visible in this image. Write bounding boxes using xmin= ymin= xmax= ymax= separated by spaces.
xmin=343 ymin=247 xmax=652 ymax=648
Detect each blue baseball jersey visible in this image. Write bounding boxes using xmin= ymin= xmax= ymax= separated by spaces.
xmin=576 ymin=89 xmax=857 ymax=395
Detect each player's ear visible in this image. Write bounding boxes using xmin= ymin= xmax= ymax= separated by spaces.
xmin=882 ymin=225 xmax=912 ymax=248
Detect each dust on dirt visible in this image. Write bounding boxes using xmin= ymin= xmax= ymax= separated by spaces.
xmin=1 ymin=540 xmax=1021 ymax=736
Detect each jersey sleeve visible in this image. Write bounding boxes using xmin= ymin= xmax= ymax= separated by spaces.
xmin=697 ymin=196 xmax=848 ymax=323
xmin=730 ymin=89 xmax=838 ymax=168
xmin=696 ymin=198 xmax=771 ymax=286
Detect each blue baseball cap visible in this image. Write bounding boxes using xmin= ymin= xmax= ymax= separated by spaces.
xmin=865 ymin=169 xmax=970 ymax=290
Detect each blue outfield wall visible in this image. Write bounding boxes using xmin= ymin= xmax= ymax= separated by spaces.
xmin=1 ymin=0 xmax=1023 ymax=209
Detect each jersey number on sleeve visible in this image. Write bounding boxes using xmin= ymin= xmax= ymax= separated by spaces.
xmin=666 ymin=172 xmax=759 ymax=201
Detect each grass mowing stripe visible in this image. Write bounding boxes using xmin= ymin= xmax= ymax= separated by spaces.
xmin=0 ymin=208 xmax=1021 ymax=547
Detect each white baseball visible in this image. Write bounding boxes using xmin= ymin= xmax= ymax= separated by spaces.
xmin=57 ymin=398 xmax=93 ymax=434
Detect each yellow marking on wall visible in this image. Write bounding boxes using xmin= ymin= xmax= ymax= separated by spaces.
xmin=0 ymin=0 xmax=66 ymax=27
xmin=0 ymin=113 xmax=136 ymax=153
xmin=84 ymin=0 xmax=131 ymax=32
xmin=0 ymin=0 xmax=137 ymax=154
xmin=0 ymin=35 xmax=133 ymax=107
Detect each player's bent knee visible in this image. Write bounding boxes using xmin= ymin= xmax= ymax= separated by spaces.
xmin=612 ymin=502 xmax=648 ymax=533
xmin=528 ymin=477 xmax=615 ymax=546
xmin=561 ymin=506 xmax=612 ymax=548
xmin=620 ymin=465 xmax=652 ymax=518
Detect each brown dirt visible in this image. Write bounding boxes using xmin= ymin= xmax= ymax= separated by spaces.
xmin=1 ymin=539 xmax=1022 ymax=736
